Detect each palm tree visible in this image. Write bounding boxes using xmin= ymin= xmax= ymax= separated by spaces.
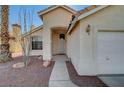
xmin=0 ymin=5 xmax=12 ymax=62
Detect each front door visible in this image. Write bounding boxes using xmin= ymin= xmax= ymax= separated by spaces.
xmin=59 ymin=34 xmax=66 ymax=54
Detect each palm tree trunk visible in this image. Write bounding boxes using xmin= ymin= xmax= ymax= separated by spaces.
xmin=0 ymin=5 xmax=12 ymax=62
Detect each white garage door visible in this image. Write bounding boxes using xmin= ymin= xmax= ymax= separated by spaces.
xmin=97 ymin=31 xmax=124 ymax=74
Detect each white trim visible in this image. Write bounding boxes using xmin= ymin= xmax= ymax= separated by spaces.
xmin=23 ymin=25 xmax=43 ymax=37
xmin=67 ymin=17 xmax=78 ymax=34
xmin=94 ymin=24 xmax=124 ymax=31
xmin=78 ymin=5 xmax=109 ymax=21
xmin=38 ymin=5 xmax=76 ymax=16
xmin=30 ymin=50 xmax=43 ymax=56
xmin=31 ymin=25 xmax=43 ymax=32
xmin=62 ymin=5 xmax=76 ymax=14
xmin=38 ymin=6 xmax=58 ymax=15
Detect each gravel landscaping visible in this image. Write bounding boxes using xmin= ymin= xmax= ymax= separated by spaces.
xmin=0 ymin=56 xmax=54 ymax=87
xmin=66 ymin=61 xmax=107 ymax=87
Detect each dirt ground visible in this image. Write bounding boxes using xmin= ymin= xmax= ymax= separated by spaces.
xmin=0 ymin=56 xmax=54 ymax=87
xmin=66 ymin=61 xmax=107 ymax=87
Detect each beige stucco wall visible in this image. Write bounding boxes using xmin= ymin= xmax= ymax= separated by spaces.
xmin=67 ymin=6 xmax=124 ymax=75
xmin=66 ymin=23 xmax=80 ymax=72
xmin=52 ymin=31 xmax=60 ymax=55
xmin=42 ymin=7 xmax=74 ymax=60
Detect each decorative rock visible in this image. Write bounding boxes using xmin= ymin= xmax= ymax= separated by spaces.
xmin=12 ymin=62 xmax=25 ymax=68
xmin=12 ymin=52 xmax=22 ymax=58
xmin=43 ymin=61 xmax=51 ymax=67
xmin=38 ymin=55 xmax=42 ymax=60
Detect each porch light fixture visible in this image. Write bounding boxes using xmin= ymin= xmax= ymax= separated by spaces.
xmin=59 ymin=34 xmax=65 ymax=39
xmin=86 ymin=24 xmax=91 ymax=35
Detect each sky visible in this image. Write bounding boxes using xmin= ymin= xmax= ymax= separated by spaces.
xmin=9 ymin=5 xmax=89 ymax=30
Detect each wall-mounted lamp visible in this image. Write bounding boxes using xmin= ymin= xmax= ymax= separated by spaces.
xmin=86 ymin=24 xmax=91 ymax=35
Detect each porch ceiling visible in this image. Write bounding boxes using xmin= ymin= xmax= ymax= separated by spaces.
xmin=51 ymin=27 xmax=67 ymax=34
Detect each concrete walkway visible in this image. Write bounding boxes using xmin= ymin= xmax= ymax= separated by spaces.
xmin=49 ymin=55 xmax=77 ymax=87
xmin=99 ymin=75 xmax=124 ymax=87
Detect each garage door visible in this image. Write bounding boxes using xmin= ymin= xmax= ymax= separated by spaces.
xmin=97 ymin=31 xmax=124 ymax=74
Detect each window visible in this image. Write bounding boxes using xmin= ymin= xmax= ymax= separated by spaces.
xmin=32 ymin=36 xmax=42 ymax=50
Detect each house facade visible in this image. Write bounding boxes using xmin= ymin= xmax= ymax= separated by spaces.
xmin=19 ymin=5 xmax=76 ymax=58
xmin=67 ymin=5 xmax=124 ymax=75
xmin=13 ymin=5 xmax=124 ymax=76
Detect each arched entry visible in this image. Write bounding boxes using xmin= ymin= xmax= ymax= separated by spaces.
xmin=51 ymin=27 xmax=67 ymax=55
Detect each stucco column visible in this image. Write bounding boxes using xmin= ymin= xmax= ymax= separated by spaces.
xmin=42 ymin=28 xmax=52 ymax=61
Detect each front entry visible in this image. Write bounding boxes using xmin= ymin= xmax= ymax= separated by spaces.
xmin=51 ymin=27 xmax=66 ymax=55
xmin=59 ymin=34 xmax=66 ymax=54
